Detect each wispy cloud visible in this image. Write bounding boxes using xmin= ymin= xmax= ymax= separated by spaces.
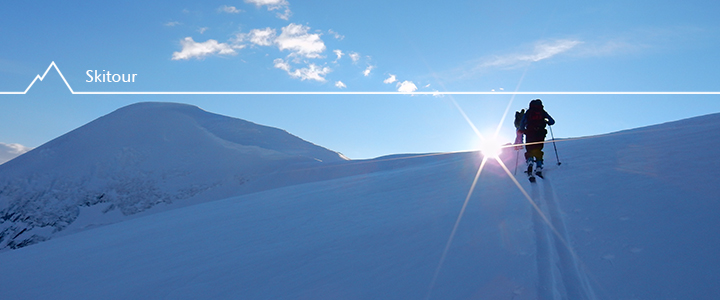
xmin=0 ymin=143 xmax=31 ymax=164
xmin=198 ymin=27 xmax=209 ymax=34
xmin=333 ymin=49 xmax=344 ymax=62
xmin=164 ymin=21 xmax=181 ymax=27
xmin=465 ymin=36 xmax=651 ymax=75
xmin=530 ymin=40 xmax=581 ymax=61
xmin=292 ymin=64 xmax=331 ymax=82
xmin=480 ymin=39 xmax=582 ymax=68
xmin=273 ymin=58 xmax=330 ymax=82
xmin=244 ymin=0 xmax=288 ymax=9
xmin=273 ymin=58 xmax=292 ymax=71
xmin=245 ymin=0 xmax=291 ymax=20
xmin=349 ymin=52 xmax=360 ymax=63
xmin=438 ymin=39 xmax=585 ymax=79
xmin=218 ymin=5 xmax=242 ymax=14
xmin=574 ymin=39 xmax=645 ymax=57
xmin=172 ymin=37 xmax=239 ymax=60
xmin=328 ymin=29 xmax=344 ymax=40
xmin=335 ymin=81 xmax=347 ymax=89
xmin=247 ymin=28 xmax=277 ymax=46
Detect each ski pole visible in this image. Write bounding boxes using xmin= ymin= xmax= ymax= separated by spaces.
xmin=549 ymin=125 xmax=561 ymax=166
xmin=514 ymin=149 xmax=519 ymax=175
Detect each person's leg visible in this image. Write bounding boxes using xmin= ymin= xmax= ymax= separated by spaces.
xmin=534 ymin=143 xmax=545 ymax=169
xmin=525 ymin=133 xmax=542 ymax=161
xmin=525 ymin=133 xmax=541 ymax=174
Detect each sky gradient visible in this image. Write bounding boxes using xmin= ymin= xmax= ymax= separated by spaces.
xmin=1 ymin=0 xmax=719 ymax=159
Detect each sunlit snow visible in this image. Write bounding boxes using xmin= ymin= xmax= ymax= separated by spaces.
xmin=1 ymin=103 xmax=718 ymax=299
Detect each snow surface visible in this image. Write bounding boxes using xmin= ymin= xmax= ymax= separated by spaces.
xmin=1 ymin=103 xmax=719 ymax=299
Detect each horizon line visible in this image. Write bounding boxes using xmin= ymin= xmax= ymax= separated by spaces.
xmin=1 ymin=61 xmax=719 ymax=95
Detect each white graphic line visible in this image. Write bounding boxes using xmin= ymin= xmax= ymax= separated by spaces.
xmin=18 ymin=61 xmax=75 ymax=94
xmin=1 ymin=62 xmax=720 ymax=95
xmin=70 ymin=91 xmax=720 ymax=95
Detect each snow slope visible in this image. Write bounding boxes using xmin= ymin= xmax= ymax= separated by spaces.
xmin=0 ymin=102 xmax=347 ymax=250
xmin=0 ymin=109 xmax=719 ymax=299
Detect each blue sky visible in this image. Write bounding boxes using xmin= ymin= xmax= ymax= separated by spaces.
xmin=1 ymin=0 xmax=720 ymax=159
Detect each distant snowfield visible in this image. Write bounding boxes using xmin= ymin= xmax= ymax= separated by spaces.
xmin=1 ymin=103 xmax=719 ymax=299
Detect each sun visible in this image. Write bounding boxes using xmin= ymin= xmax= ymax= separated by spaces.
xmin=478 ymin=138 xmax=504 ymax=159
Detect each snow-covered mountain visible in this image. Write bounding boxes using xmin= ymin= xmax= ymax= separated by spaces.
xmin=0 ymin=102 xmax=347 ymax=250
xmin=0 ymin=106 xmax=718 ymax=299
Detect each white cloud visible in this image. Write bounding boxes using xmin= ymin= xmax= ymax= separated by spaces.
xmin=245 ymin=0 xmax=288 ymax=8
xmin=481 ymin=39 xmax=582 ymax=68
xmin=335 ymin=81 xmax=347 ymax=89
xmin=290 ymin=64 xmax=331 ymax=82
xmin=328 ymin=29 xmax=344 ymax=40
xmin=397 ymin=81 xmax=417 ymax=93
xmin=575 ymin=39 xmax=643 ymax=57
xmin=276 ymin=23 xmax=326 ymax=59
xmin=273 ymin=58 xmax=330 ymax=82
xmin=273 ymin=58 xmax=292 ymax=71
xmin=172 ymin=37 xmax=238 ymax=60
xmin=219 ymin=5 xmax=242 ymax=13
xmin=165 ymin=21 xmax=181 ymax=27
xmin=276 ymin=8 xmax=292 ymax=20
xmin=198 ymin=27 xmax=209 ymax=34
xmin=530 ymin=39 xmax=582 ymax=61
xmin=245 ymin=0 xmax=292 ymax=20
xmin=383 ymin=74 xmax=397 ymax=84
xmin=349 ymin=52 xmax=360 ymax=63
xmin=424 ymin=83 xmax=431 ymax=88
xmin=333 ymin=49 xmax=344 ymax=61
xmin=248 ymin=28 xmax=277 ymax=46
xmin=0 ymin=143 xmax=31 ymax=165
xmin=363 ymin=65 xmax=375 ymax=76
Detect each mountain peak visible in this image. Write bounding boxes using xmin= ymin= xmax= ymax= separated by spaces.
xmin=0 ymin=102 xmax=345 ymax=250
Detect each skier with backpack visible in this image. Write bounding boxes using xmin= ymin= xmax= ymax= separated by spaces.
xmin=518 ymin=99 xmax=555 ymax=182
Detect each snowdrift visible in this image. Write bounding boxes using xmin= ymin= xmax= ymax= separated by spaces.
xmin=0 ymin=105 xmax=718 ymax=299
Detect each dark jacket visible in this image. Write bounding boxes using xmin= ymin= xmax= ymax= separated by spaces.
xmin=519 ymin=109 xmax=555 ymax=133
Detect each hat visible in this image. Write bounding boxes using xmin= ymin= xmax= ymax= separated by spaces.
xmin=529 ymin=99 xmax=543 ymax=109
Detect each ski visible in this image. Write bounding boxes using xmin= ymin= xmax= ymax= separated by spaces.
xmin=524 ymin=161 xmax=546 ymax=182
xmin=525 ymin=163 xmax=536 ymax=182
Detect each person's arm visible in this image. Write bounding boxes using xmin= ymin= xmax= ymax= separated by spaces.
xmin=545 ymin=112 xmax=555 ymax=126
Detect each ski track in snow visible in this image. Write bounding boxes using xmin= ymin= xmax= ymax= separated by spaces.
xmin=532 ymin=172 xmax=596 ymax=300
xmin=531 ymin=183 xmax=555 ymax=300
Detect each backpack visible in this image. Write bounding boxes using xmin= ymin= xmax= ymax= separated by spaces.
xmin=525 ymin=108 xmax=547 ymax=132
xmin=514 ymin=109 xmax=525 ymax=129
